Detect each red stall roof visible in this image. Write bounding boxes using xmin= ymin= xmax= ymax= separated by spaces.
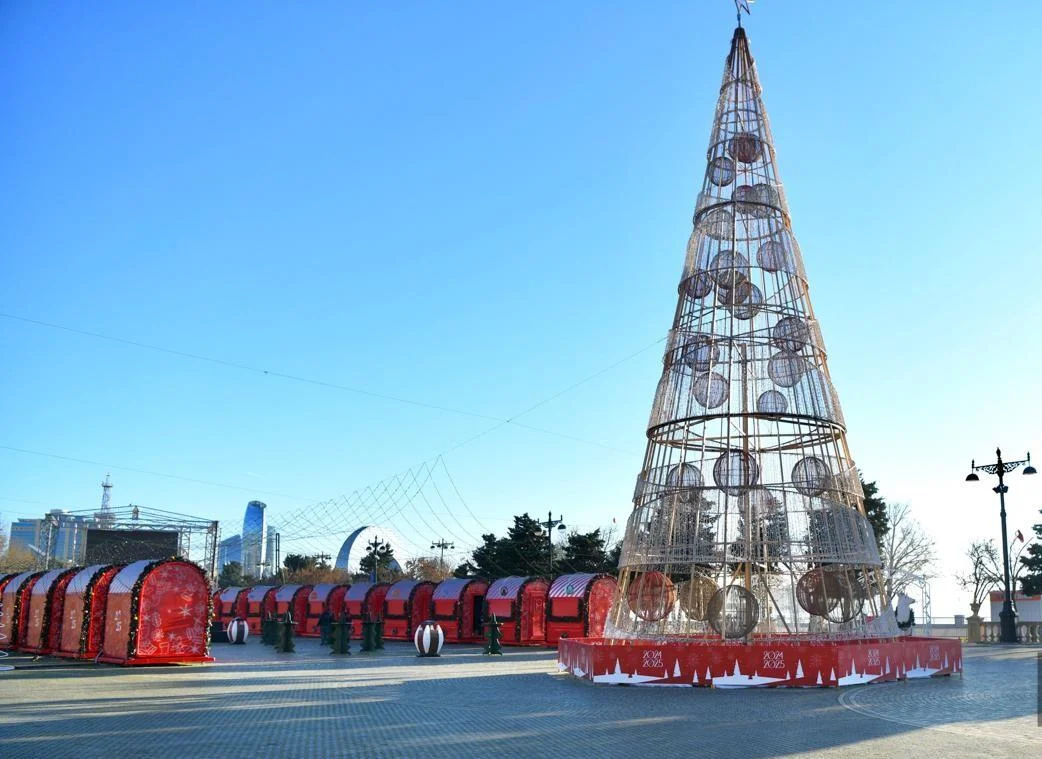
xmin=275 ymin=585 xmax=306 ymax=602
xmin=432 ymin=578 xmax=476 ymax=601
xmin=66 ymin=565 xmax=113 ymax=596
xmin=549 ymin=573 xmax=603 ymax=598
xmin=3 ymin=571 xmax=37 ymax=595
xmin=487 ymin=576 xmax=531 ymax=599
xmin=109 ymin=561 xmax=151 ymax=595
xmin=219 ymin=587 xmax=244 ymax=603
xmin=345 ymin=583 xmax=377 ymax=601
xmin=247 ymin=585 xmax=275 ymax=603
xmin=309 ymin=583 xmax=343 ymax=602
xmin=386 ymin=579 xmax=420 ymax=600
xmin=30 ymin=568 xmax=67 ymax=599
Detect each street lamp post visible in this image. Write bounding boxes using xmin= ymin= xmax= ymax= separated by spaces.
xmin=539 ymin=511 xmax=566 ymax=577
xmin=431 ymin=538 xmax=454 ymax=571
xmin=965 ymin=448 xmax=1036 ymax=643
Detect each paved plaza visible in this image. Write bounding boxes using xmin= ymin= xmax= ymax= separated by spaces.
xmin=0 ymin=642 xmax=1038 ymax=758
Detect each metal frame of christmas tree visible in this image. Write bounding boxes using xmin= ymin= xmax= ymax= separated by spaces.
xmin=559 ymin=20 xmax=961 ymax=687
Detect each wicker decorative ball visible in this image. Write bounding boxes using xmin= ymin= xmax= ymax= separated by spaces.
xmin=768 ymin=351 xmax=807 ymax=388
xmin=693 ymin=371 xmax=729 ymax=409
xmin=626 ymin=571 xmax=677 ymax=622
xmin=680 ymin=334 xmax=719 ymax=373
xmin=709 ymin=250 xmax=750 ymax=289
xmin=756 ymin=389 xmax=788 ymax=414
xmin=697 ymin=207 xmax=735 ymax=240
xmin=682 ymin=271 xmax=714 ymax=300
xmin=706 ymin=585 xmax=760 ymax=638
xmin=666 ymin=462 xmax=704 ymax=491
xmin=756 ymin=239 xmax=792 ymax=273
xmin=772 ymin=315 xmax=812 ymax=353
xmin=731 ymin=283 xmax=764 ymax=320
xmin=728 ymin=132 xmax=763 ymax=164
xmin=791 ymin=456 xmax=833 ymax=497
xmin=677 ymin=575 xmax=718 ymax=621
xmin=713 ymin=450 xmax=760 ymax=496
xmin=708 ymin=156 xmax=736 ymax=187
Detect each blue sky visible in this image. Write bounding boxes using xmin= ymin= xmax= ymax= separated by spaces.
xmin=2 ymin=2 xmax=1040 ymax=614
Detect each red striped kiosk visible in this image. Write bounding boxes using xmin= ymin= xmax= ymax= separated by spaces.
xmin=56 ymin=564 xmax=121 ymax=659
xmin=383 ymin=579 xmax=436 ymax=640
xmin=21 ymin=567 xmax=81 ymax=655
xmin=343 ymin=582 xmax=389 ymax=638
xmin=545 ymin=573 xmax=617 ymax=646
xmin=302 ymin=583 xmax=350 ymax=637
xmin=98 ymin=559 xmax=213 ymax=666
xmin=485 ymin=576 xmax=550 ymax=646
xmin=431 ymin=578 xmax=489 ymax=644
xmin=244 ymin=585 xmax=277 ymax=635
xmin=216 ymin=587 xmax=249 ymax=629
xmin=274 ymin=584 xmax=312 ymax=634
xmin=0 ymin=571 xmax=45 ymax=650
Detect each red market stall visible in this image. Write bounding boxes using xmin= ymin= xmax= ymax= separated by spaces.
xmin=99 ymin=559 xmax=213 ymax=666
xmin=0 ymin=571 xmax=45 ymax=650
xmin=485 ymin=576 xmax=550 ymax=646
xmin=56 ymin=564 xmax=121 ymax=659
xmin=383 ymin=580 xmax=436 ymax=640
xmin=431 ymin=578 xmax=489 ymax=644
xmin=21 ymin=567 xmax=81 ymax=655
xmin=546 ymin=573 xmax=617 ymax=646
xmin=302 ymin=583 xmax=350 ymax=637
xmin=216 ymin=587 xmax=249 ymax=628
xmin=274 ymin=584 xmax=312 ymax=634
xmin=343 ymin=582 xmax=390 ymax=638
xmin=245 ymin=585 xmax=277 ymax=635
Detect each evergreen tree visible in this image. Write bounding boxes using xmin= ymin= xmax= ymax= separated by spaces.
xmin=218 ymin=561 xmax=244 ymax=588
xmin=860 ymin=476 xmax=890 ymax=549
xmin=561 ymin=529 xmax=609 ymax=574
xmin=1020 ymin=515 xmax=1042 ymax=595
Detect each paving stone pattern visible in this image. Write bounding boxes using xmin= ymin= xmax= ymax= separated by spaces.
xmin=0 ymin=642 xmax=1037 ymax=758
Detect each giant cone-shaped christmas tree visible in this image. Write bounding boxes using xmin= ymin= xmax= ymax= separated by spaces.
xmin=607 ymin=26 xmax=898 ymax=641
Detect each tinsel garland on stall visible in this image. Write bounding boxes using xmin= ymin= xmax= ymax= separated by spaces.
xmin=78 ymin=565 xmax=121 ymax=656
xmin=10 ymin=572 xmax=44 ymax=645
xmin=39 ymin=567 xmax=81 ymax=651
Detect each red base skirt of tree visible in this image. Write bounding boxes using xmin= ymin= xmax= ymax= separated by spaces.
xmin=558 ymin=636 xmax=961 ymax=687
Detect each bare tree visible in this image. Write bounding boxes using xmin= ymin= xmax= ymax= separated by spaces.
xmin=880 ymin=502 xmax=936 ymax=602
xmin=955 ymin=540 xmax=1001 ymax=612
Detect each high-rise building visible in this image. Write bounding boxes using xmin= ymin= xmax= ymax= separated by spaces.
xmin=265 ymin=526 xmax=278 ymax=579
xmin=9 ymin=510 xmax=91 ymax=566
xmin=241 ymin=500 xmax=267 ymax=578
xmin=217 ymin=534 xmax=242 ymax=570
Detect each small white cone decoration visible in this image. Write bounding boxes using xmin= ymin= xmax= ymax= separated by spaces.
xmin=227 ymin=617 xmax=249 ymax=645
xmin=414 ymin=620 xmax=444 ymax=657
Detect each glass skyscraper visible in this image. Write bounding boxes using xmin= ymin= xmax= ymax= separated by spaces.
xmin=217 ymin=534 xmax=242 ymax=570
xmin=241 ymin=500 xmax=267 ymax=578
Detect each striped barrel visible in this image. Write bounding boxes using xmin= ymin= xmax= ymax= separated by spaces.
xmin=414 ymin=620 xmax=444 ymax=657
xmin=228 ymin=617 xmax=249 ymax=645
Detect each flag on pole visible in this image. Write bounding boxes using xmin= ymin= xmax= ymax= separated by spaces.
xmin=736 ymin=0 xmax=754 ymax=14
xmin=1016 ymin=529 xmax=1025 ymax=542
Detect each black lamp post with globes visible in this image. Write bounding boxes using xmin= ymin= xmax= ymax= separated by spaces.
xmin=965 ymin=448 xmax=1036 ymax=643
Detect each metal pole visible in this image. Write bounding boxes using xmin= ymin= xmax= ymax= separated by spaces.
xmin=548 ymin=510 xmax=553 ymax=577
xmin=995 ymin=456 xmax=1016 ymax=643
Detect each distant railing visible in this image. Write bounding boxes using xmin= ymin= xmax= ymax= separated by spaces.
xmin=979 ymin=621 xmax=1042 ymax=644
